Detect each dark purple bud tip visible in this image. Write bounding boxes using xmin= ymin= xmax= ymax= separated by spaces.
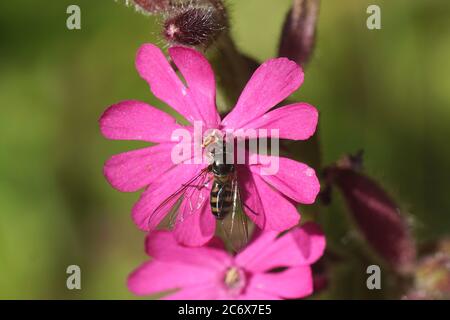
xmin=279 ymin=0 xmax=320 ymax=67
xmin=133 ymin=0 xmax=171 ymax=13
xmin=326 ymin=153 xmax=416 ymax=274
xmin=163 ymin=4 xmax=227 ymax=47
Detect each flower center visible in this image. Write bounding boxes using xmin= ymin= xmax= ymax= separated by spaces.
xmin=223 ymin=266 xmax=246 ymax=295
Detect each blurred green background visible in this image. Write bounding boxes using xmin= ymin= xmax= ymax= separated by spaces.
xmin=0 ymin=0 xmax=449 ymax=299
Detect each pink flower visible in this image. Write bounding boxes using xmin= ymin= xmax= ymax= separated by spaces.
xmin=100 ymin=43 xmax=320 ymax=246
xmin=128 ymin=223 xmax=326 ymax=300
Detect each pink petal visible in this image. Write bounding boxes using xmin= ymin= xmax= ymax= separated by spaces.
xmin=236 ymin=103 xmax=318 ymax=140
xmin=173 ymin=185 xmax=217 ymax=246
xmin=104 ymin=143 xmax=182 ymax=192
xmin=238 ymin=166 xmax=300 ymax=231
xmin=146 ymin=231 xmax=232 ymax=268
xmin=128 ymin=260 xmax=216 ymax=296
xmin=99 ymin=100 xmax=185 ymax=143
xmin=169 ymin=47 xmax=220 ymax=128
xmin=237 ymin=166 xmax=266 ymax=228
xmin=132 ymin=163 xmax=203 ymax=231
xmin=290 ymin=222 xmax=327 ymax=265
xmin=247 ymin=267 xmax=313 ymax=299
xmin=207 ymin=237 xmax=227 ymax=251
xmin=235 ymin=223 xmax=326 ymax=272
xmin=234 ymin=231 xmax=279 ymax=267
xmin=136 ymin=44 xmax=217 ymax=125
xmin=222 ymin=58 xmax=304 ymax=129
xmin=250 ymin=155 xmax=320 ymax=204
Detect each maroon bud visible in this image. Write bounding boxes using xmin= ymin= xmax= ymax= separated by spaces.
xmin=325 ymin=153 xmax=416 ymax=274
xmin=279 ymin=0 xmax=320 ymax=66
xmin=133 ymin=0 xmax=171 ymax=13
xmin=163 ymin=1 xmax=227 ymax=47
xmin=313 ymin=273 xmax=328 ymax=293
xmin=311 ymin=258 xmax=329 ymax=294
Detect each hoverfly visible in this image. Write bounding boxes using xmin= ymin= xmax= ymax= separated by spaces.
xmin=148 ymin=132 xmax=253 ymax=251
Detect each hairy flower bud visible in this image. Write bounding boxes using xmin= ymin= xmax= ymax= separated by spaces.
xmin=279 ymin=0 xmax=320 ymax=66
xmin=325 ymin=153 xmax=416 ymax=274
xmin=405 ymin=239 xmax=450 ymax=299
xmin=163 ymin=1 xmax=228 ymax=47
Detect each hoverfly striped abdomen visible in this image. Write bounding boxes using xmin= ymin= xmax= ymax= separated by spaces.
xmin=210 ymin=163 xmax=235 ymax=220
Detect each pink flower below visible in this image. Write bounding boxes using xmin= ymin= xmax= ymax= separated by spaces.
xmin=100 ymin=43 xmax=321 ymax=247
xmin=128 ymin=223 xmax=326 ymax=300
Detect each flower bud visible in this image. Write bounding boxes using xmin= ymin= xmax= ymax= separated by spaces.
xmin=312 ymin=260 xmax=329 ymax=293
xmin=404 ymin=238 xmax=450 ymax=299
xmin=279 ymin=0 xmax=320 ymax=66
xmin=313 ymin=273 xmax=328 ymax=293
xmin=163 ymin=1 xmax=228 ymax=47
xmin=325 ymin=153 xmax=416 ymax=274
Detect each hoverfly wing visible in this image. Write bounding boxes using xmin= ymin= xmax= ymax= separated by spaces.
xmin=148 ymin=166 xmax=211 ymax=230
xmin=220 ymin=174 xmax=249 ymax=253
xmin=168 ymin=168 xmax=212 ymax=228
